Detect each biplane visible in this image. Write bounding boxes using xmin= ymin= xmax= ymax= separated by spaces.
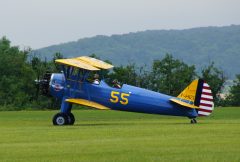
xmin=39 ymin=56 xmax=214 ymax=125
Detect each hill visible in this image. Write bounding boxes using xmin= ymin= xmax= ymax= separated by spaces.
xmin=34 ymin=25 xmax=240 ymax=78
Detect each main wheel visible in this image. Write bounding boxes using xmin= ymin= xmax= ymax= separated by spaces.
xmin=52 ymin=113 xmax=69 ymax=125
xmin=67 ymin=113 xmax=75 ymax=125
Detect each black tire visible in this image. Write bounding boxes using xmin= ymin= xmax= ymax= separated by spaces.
xmin=67 ymin=113 xmax=75 ymax=125
xmin=190 ymin=118 xmax=197 ymax=124
xmin=52 ymin=113 xmax=69 ymax=125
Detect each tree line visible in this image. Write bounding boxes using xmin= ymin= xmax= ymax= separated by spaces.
xmin=0 ymin=37 xmax=240 ymax=110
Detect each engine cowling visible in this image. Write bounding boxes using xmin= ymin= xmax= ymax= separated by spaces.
xmin=49 ymin=73 xmax=65 ymax=99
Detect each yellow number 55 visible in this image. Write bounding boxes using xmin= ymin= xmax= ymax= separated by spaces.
xmin=110 ymin=91 xmax=120 ymax=103
xmin=110 ymin=91 xmax=130 ymax=105
xmin=120 ymin=93 xmax=130 ymax=105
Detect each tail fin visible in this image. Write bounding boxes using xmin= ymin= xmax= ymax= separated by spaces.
xmin=170 ymin=79 xmax=214 ymax=116
xmin=194 ymin=79 xmax=214 ymax=116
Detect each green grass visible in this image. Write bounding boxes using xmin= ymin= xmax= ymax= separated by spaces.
xmin=0 ymin=107 xmax=240 ymax=162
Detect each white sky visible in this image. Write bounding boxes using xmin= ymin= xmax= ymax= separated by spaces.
xmin=0 ymin=0 xmax=240 ymax=49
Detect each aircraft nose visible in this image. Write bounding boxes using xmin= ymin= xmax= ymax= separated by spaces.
xmin=35 ymin=72 xmax=52 ymax=96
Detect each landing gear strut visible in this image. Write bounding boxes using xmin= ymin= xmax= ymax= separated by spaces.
xmin=190 ymin=118 xmax=197 ymax=124
xmin=52 ymin=112 xmax=75 ymax=125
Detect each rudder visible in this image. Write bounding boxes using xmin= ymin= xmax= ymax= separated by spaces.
xmin=195 ymin=80 xmax=214 ymax=116
xmin=170 ymin=79 xmax=214 ymax=116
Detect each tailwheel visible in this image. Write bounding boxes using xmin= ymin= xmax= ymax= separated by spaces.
xmin=67 ymin=113 xmax=75 ymax=125
xmin=52 ymin=113 xmax=69 ymax=125
xmin=190 ymin=118 xmax=197 ymax=124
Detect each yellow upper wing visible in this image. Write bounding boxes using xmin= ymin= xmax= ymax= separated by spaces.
xmin=77 ymin=56 xmax=114 ymax=69
xmin=55 ymin=58 xmax=100 ymax=71
xmin=55 ymin=56 xmax=113 ymax=70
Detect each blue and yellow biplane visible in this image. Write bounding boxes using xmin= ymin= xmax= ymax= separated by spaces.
xmin=40 ymin=56 xmax=214 ymax=125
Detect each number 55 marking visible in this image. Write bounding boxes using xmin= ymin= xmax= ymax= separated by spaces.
xmin=110 ymin=91 xmax=130 ymax=105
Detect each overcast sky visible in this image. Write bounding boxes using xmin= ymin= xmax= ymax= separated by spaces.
xmin=0 ymin=0 xmax=240 ymax=49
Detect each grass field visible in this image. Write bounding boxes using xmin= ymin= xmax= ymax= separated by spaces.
xmin=0 ymin=107 xmax=240 ymax=162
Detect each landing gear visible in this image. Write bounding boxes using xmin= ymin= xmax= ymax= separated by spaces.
xmin=190 ymin=118 xmax=197 ymax=124
xmin=53 ymin=113 xmax=68 ymax=125
xmin=52 ymin=112 xmax=75 ymax=125
xmin=67 ymin=113 xmax=75 ymax=125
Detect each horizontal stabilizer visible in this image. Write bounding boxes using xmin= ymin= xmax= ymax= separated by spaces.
xmin=169 ymin=79 xmax=214 ymax=116
xmin=170 ymin=98 xmax=199 ymax=109
xmin=66 ymin=98 xmax=110 ymax=110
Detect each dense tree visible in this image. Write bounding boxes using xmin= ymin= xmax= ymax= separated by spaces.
xmin=108 ymin=64 xmax=138 ymax=86
xmin=150 ymin=54 xmax=196 ymax=96
xmin=201 ymin=62 xmax=226 ymax=104
xmin=0 ymin=37 xmax=36 ymax=108
xmin=225 ymin=75 xmax=240 ymax=106
xmin=135 ymin=65 xmax=152 ymax=89
xmin=52 ymin=52 xmax=64 ymax=72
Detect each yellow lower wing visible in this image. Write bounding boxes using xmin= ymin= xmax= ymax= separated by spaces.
xmin=66 ymin=98 xmax=110 ymax=110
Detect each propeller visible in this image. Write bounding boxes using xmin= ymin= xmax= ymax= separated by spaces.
xmin=35 ymin=72 xmax=52 ymax=97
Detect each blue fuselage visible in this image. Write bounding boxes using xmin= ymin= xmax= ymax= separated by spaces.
xmin=50 ymin=73 xmax=198 ymax=118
